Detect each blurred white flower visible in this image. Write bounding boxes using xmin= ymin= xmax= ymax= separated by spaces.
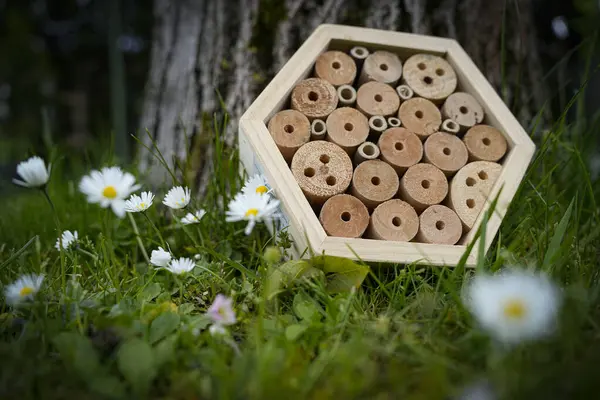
xmin=551 ymin=16 xmax=569 ymax=40
xmin=163 ymin=186 xmax=191 ymax=209
xmin=124 ymin=191 xmax=155 ymax=213
xmin=150 ymin=247 xmax=171 ymax=267
xmin=242 ymin=174 xmax=270 ymax=196
xmin=226 ymin=192 xmax=280 ymax=235
xmin=79 ymin=167 xmax=141 ymax=218
xmin=181 ymin=210 xmax=206 ymax=225
xmin=55 ymin=230 xmax=78 ymax=250
xmin=4 ymin=274 xmax=45 ymax=305
xmin=207 ymin=294 xmax=236 ymax=335
xmin=164 ymin=257 xmax=195 ymax=275
xmin=13 ymin=156 xmax=50 ymax=188
xmin=465 ymin=269 xmax=561 ymax=344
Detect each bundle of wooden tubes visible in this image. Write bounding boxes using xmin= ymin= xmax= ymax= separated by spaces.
xmin=267 ymin=46 xmax=507 ymax=245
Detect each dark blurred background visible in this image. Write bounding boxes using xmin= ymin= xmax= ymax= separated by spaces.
xmin=0 ymin=0 xmax=598 ymax=191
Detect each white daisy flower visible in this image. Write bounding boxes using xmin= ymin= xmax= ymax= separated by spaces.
xmin=465 ymin=269 xmax=561 ymax=345
xmin=79 ymin=166 xmax=141 ymax=218
xmin=242 ymin=174 xmax=270 ymax=196
xmin=124 ymin=191 xmax=155 ymax=213
xmin=164 ymin=257 xmax=195 ymax=275
xmin=225 ymin=192 xmax=280 ymax=235
xmin=181 ymin=210 xmax=206 ymax=225
xmin=55 ymin=230 xmax=78 ymax=250
xmin=163 ymin=186 xmax=191 ymax=209
xmin=4 ymin=274 xmax=45 ymax=305
xmin=150 ymin=247 xmax=171 ymax=267
xmin=207 ymin=294 xmax=236 ymax=326
xmin=13 ymin=156 xmax=51 ymax=188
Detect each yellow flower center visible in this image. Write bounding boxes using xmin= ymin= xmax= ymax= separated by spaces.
xmin=102 ymin=185 xmax=117 ymax=199
xmin=139 ymin=202 xmax=146 ymax=209
xmin=503 ymin=299 xmax=527 ymax=320
xmin=256 ymin=185 xmax=268 ymax=194
xmin=245 ymin=208 xmax=259 ymax=217
xmin=19 ymin=286 xmax=34 ymax=297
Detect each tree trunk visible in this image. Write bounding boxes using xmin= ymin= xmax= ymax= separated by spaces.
xmin=138 ymin=0 xmax=550 ymax=192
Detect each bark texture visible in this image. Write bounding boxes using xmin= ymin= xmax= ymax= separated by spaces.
xmin=139 ymin=0 xmax=550 ymax=191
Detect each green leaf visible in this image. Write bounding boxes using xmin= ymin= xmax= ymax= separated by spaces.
xmin=285 ymin=324 xmax=308 ymax=341
xmin=117 ymin=338 xmax=156 ymax=395
xmin=139 ymin=283 xmax=162 ymax=302
xmin=542 ymin=199 xmax=574 ymax=270
xmin=88 ymin=375 xmax=127 ymax=399
xmin=177 ymin=303 xmax=195 ymax=314
xmin=313 ymin=255 xmax=369 ymax=293
xmin=53 ymin=332 xmax=101 ymax=380
xmin=265 ymin=260 xmax=312 ymax=300
xmin=154 ymin=334 xmax=177 ymax=369
xmin=293 ymin=293 xmax=320 ymax=321
xmin=149 ymin=312 xmax=180 ymax=344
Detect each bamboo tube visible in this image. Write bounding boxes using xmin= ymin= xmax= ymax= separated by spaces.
xmin=402 ymin=54 xmax=457 ymax=103
xmin=310 ymin=119 xmax=327 ymax=141
xmin=463 ymin=125 xmax=508 ymax=162
xmin=416 ymin=205 xmax=462 ymax=244
xmin=290 ymin=141 xmax=353 ymax=206
xmin=366 ymin=199 xmax=419 ymax=242
xmin=337 ymin=84 xmax=357 ymax=106
xmin=356 ymin=81 xmax=400 ymax=117
xmin=399 ymin=163 xmax=448 ymax=213
xmin=423 ymin=132 xmax=468 ymax=176
xmin=315 ymin=51 xmax=357 ymax=87
xmin=354 ymin=141 xmax=380 ymax=165
xmin=349 ymin=46 xmax=369 ymax=67
xmin=441 ymin=119 xmax=460 ymax=134
xmin=447 ymin=161 xmax=502 ymax=230
xmin=291 ymin=78 xmax=338 ymax=120
xmin=441 ymin=92 xmax=484 ymax=132
xmin=396 ymin=84 xmax=414 ymax=101
xmin=319 ymin=194 xmax=369 ymax=238
xmin=368 ymin=116 xmax=387 ymax=137
xmin=359 ymin=50 xmax=403 ymax=86
xmin=351 ymin=160 xmax=399 ymax=209
xmin=377 ymin=127 xmax=422 ymax=175
xmin=398 ymin=97 xmax=442 ymax=140
xmin=267 ymin=109 xmax=311 ymax=162
xmin=325 ymin=107 xmax=369 ymax=155
xmin=387 ymin=117 xmax=401 ymax=128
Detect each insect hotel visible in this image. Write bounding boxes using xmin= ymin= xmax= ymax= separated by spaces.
xmin=238 ymin=24 xmax=535 ymax=266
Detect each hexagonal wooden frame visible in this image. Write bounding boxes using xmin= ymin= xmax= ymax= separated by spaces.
xmin=238 ymin=24 xmax=535 ymax=267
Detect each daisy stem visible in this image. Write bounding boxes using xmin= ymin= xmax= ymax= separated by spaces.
xmin=127 ymin=213 xmax=150 ymax=263
xmin=76 ymin=247 xmax=99 ymax=262
xmin=171 ymin=210 xmax=200 ymax=249
xmin=43 ymin=187 xmax=66 ymax=292
xmin=142 ymin=212 xmax=166 ymax=247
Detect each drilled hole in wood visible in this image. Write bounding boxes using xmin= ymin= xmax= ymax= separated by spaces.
xmin=466 ymin=199 xmax=475 ymax=208
xmin=341 ymin=211 xmax=351 ymax=222
xmin=482 ymin=137 xmax=491 ymax=146
xmin=478 ymin=171 xmax=488 ymax=180
xmin=418 ymin=62 xmax=426 ymax=70
xmin=363 ymin=144 xmax=375 ymax=156
xmin=459 ymin=106 xmax=468 ymax=114
xmin=344 ymin=122 xmax=354 ymax=131
xmin=320 ymin=154 xmax=330 ymax=164
xmin=392 ymin=216 xmax=401 ymax=227
xmin=435 ymin=68 xmax=445 ymax=76
xmin=371 ymin=176 xmax=381 ymax=186
xmin=308 ymin=91 xmax=319 ymax=101
xmin=326 ymin=176 xmax=336 ymax=186
xmin=423 ymin=76 xmax=433 ymax=84
xmin=340 ymin=88 xmax=353 ymax=99
xmin=443 ymin=147 xmax=451 ymax=155
xmin=374 ymin=94 xmax=383 ymax=102
xmin=466 ymin=177 xmax=476 ymax=186
xmin=380 ymin=63 xmax=388 ymax=71
xmin=395 ymin=142 xmax=404 ymax=151
xmin=284 ymin=124 xmax=294 ymax=134
xmin=415 ymin=110 xmax=424 ymax=119
xmin=332 ymin=61 xmax=341 ymax=69
xmin=304 ymin=168 xmax=315 ymax=177
xmin=421 ymin=180 xmax=430 ymax=189
xmin=436 ymin=221 xmax=445 ymax=230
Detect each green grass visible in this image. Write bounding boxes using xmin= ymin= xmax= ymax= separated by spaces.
xmin=1 ymin=101 xmax=600 ymax=400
